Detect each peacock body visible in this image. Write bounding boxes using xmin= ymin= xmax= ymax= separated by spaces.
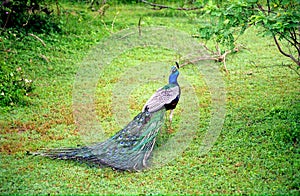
xmin=36 ymin=64 xmax=180 ymax=171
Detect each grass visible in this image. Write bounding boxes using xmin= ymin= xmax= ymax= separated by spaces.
xmin=1 ymin=1 xmax=299 ymax=194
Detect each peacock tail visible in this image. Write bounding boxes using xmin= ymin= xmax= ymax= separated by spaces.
xmin=37 ymin=108 xmax=166 ymax=171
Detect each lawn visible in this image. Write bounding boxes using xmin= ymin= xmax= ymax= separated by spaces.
xmin=0 ymin=1 xmax=299 ymax=194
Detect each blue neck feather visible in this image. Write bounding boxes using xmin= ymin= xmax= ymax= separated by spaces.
xmin=169 ymin=71 xmax=179 ymax=84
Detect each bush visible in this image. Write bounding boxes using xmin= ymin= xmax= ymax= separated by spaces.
xmin=0 ymin=62 xmax=34 ymax=106
xmin=1 ymin=0 xmax=58 ymax=32
xmin=198 ymin=0 xmax=300 ymax=67
xmin=0 ymin=0 xmax=59 ymax=107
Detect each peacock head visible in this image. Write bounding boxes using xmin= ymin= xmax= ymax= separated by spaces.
xmin=169 ymin=62 xmax=180 ymax=84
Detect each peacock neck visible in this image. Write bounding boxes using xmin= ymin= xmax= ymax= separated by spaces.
xmin=169 ymin=81 xmax=178 ymax=85
xmin=169 ymin=73 xmax=179 ymax=84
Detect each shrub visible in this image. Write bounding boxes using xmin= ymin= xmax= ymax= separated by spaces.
xmin=0 ymin=62 xmax=34 ymax=106
xmin=1 ymin=0 xmax=58 ymax=32
xmin=199 ymin=0 xmax=300 ymax=67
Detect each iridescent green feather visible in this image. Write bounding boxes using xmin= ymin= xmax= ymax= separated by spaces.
xmin=37 ymin=109 xmax=166 ymax=171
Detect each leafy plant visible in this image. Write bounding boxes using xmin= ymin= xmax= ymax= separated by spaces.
xmin=0 ymin=62 xmax=34 ymax=106
xmin=198 ymin=0 xmax=300 ymax=68
xmin=1 ymin=0 xmax=59 ymax=32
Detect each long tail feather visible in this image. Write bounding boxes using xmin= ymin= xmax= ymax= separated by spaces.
xmin=35 ymin=109 xmax=166 ymax=171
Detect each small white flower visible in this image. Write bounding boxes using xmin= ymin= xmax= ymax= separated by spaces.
xmin=1 ymin=92 xmax=4 ymax=96
xmin=16 ymin=67 xmax=22 ymax=72
xmin=24 ymin=79 xmax=32 ymax=83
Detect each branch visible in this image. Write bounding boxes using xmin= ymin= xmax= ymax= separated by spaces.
xmin=138 ymin=17 xmax=142 ymax=36
xmin=200 ymin=43 xmax=215 ymax=54
xmin=97 ymin=3 xmax=109 ymax=16
xmin=285 ymin=64 xmax=300 ymax=76
xmin=289 ymin=29 xmax=300 ymax=55
xmin=40 ymin=54 xmax=49 ymax=62
xmin=180 ymin=53 xmax=230 ymax=74
xmin=256 ymin=3 xmax=266 ymax=13
xmin=180 ymin=56 xmax=216 ymax=67
xmin=28 ymin=33 xmax=46 ymax=47
xmin=101 ymin=11 xmax=118 ymax=34
xmin=56 ymin=0 xmax=60 ymax=15
xmin=267 ymin=0 xmax=271 ymax=14
xmin=276 ymin=30 xmax=300 ymax=52
xmin=140 ymin=0 xmax=203 ymax=11
xmin=273 ymin=35 xmax=300 ymax=66
xmin=220 ymin=50 xmax=230 ymax=74
xmin=180 ymin=43 xmax=247 ymax=74
xmin=290 ymin=28 xmax=297 ymax=43
xmin=111 ymin=11 xmax=119 ymax=31
xmin=2 ymin=11 xmax=10 ymax=29
xmin=256 ymin=3 xmax=276 ymax=15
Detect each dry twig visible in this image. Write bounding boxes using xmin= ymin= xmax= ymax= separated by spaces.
xmin=98 ymin=3 xmax=109 ymax=16
xmin=29 ymin=33 xmax=46 ymax=47
xmin=180 ymin=56 xmax=215 ymax=67
xmin=180 ymin=43 xmax=246 ymax=74
xmin=141 ymin=0 xmax=203 ymax=11
xmin=138 ymin=17 xmax=142 ymax=36
xmin=40 ymin=54 xmax=49 ymax=62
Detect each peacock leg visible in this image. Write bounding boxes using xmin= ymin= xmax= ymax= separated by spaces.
xmin=169 ymin=109 xmax=174 ymax=123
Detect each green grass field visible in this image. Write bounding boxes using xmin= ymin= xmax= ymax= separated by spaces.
xmin=1 ymin=2 xmax=299 ymax=194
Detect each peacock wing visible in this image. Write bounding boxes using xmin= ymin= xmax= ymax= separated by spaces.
xmin=143 ymin=84 xmax=180 ymax=112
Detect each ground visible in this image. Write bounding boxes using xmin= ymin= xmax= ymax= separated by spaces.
xmin=0 ymin=1 xmax=299 ymax=194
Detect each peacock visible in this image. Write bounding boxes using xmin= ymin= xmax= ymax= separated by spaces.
xmin=35 ymin=63 xmax=180 ymax=171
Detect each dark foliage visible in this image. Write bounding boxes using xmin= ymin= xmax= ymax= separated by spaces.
xmin=1 ymin=0 xmax=60 ymax=33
